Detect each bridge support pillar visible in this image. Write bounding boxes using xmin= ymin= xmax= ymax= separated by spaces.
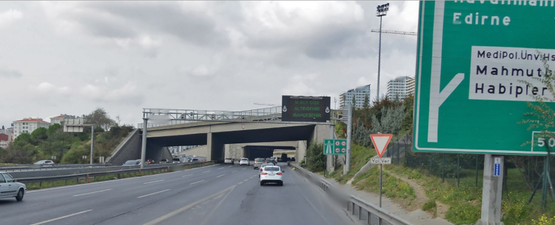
xmin=206 ymin=131 xmax=212 ymax=161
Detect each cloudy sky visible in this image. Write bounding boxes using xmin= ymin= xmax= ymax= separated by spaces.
xmin=0 ymin=1 xmax=419 ymax=128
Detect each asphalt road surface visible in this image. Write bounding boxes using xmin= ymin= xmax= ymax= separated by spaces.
xmin=0 ymin=163 xmax=358 ymax=225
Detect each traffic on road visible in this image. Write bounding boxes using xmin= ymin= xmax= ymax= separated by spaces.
xmin=0 ymin=162 xmax=356 ymax=225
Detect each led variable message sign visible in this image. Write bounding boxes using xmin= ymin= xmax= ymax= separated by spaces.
xmin=281 ymin=96 xmax=330 ymax=122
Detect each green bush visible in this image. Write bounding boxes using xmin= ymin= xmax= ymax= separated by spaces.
xmin=422 ymin=199 xmax=437 ymax=217
xmin=445 ymin=203 xmax=481 ymax=225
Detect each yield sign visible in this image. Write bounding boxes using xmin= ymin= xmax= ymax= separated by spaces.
xmin=370 ymin=134 xmax=393 ymax=158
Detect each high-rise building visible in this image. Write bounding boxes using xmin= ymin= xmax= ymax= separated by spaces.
xmin=13 ymin=118 xmax=50 ymax=140
xmin=340 ymin=84 xmax=371 ymax=109
xmin=387 ymin=76 xmax=415 ymax=100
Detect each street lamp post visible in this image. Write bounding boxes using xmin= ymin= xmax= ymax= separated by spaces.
xmin=376 ymin=3 xmax=389 ymax=101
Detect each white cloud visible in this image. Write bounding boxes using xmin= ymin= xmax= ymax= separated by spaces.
xmin=34 ymin=82 xmax=70 ymax=95
xmin=80 ymin=82 xmax=144 ymax=105
xmin=282 ymin=73 xmax=319 ymax=96
xmin=0 ymin=9 xmax=23 ymax=27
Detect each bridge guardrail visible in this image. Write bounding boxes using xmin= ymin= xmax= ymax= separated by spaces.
xmin=288 ymin=163 xmax=411 ymax=225
xmin=14 ymin=161 xmax=214 ymax=188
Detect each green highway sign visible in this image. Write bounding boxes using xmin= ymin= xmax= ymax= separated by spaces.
xmin=324 ymin=139 xmax=347 ymax=155
xmin=414 ymin=1 xmax=555 ymax=155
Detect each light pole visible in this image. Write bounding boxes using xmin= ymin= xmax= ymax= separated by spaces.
xmin=376 ymin=3 xmax=389 ymax=101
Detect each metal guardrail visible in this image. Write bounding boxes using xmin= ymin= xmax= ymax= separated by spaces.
xmin=14 ymin=161 xmax=214 ymax=188
xmin=289 ymin=163 xmax=411 ymax=225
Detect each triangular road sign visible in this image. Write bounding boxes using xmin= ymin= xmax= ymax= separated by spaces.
xmin=370 ymin=134 xmax=393 ymax=157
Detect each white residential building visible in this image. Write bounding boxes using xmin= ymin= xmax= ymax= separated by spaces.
xmin=50 ymin=114 xmax=77 ymax=125
xmin=13 ymin=118 xmax=50 ymax=140
xmin=387 ymin=76 xmax=415 ymax=100
xmin=340 ymin=84 xmax=371 ymax=109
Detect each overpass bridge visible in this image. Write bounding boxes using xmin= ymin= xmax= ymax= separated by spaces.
xmin=108 ymin=106 xmax=338 ymax=166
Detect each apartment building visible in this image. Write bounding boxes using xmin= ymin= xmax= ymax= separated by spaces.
xmin=13 ymin=118 xmax=50 ymax=140
xmin=339 ymin=84 xmax=371 ymax=109
xmin=387 ymin=76 xmax=415 ymax=100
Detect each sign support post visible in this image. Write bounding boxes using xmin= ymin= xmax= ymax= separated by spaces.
xmin=141 ymin=117 xmax=148 ymax=169
xmin=370 ymin=134 xmax=393 ymax=208
xmin=344 ymin=103 xmax=352 ymax=175
xmin=477 ymin=154 xmax=504 ymax=225
xmin=90 ymin=126 xmax=94 ymax=165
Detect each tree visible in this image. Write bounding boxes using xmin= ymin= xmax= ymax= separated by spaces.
xmin=401 ymin=95 xmax=415 ymax=135
xmin=30 ymin=127 xmax=48 ymax=145
xmin=307 ymin=142 xmax=326 ymax=172
xmin=84 ymin=108 xmax=116 ymax=131
xmin=363 ymin=94 xmax=370 ymax=109
xmin=518 ymin=57 xmax=555 ymax=199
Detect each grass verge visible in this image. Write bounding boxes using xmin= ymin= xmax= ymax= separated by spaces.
xmin=385 ymin=164 xmax=555 ymax=225
xmin=334 ymin=144 xmax=376 ymax=184
xmin=353 ymin=166 xmax=416 ymax=202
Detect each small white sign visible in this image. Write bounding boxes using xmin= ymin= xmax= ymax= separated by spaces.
xmin=370 ymin=156 xmax=392 ymax=164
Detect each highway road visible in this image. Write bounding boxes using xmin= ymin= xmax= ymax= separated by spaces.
xmin=0 ymin=163 xmax=358 ymax=225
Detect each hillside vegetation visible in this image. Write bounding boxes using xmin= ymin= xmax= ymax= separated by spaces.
xmin=0 ymin=108 xmax=134 ymax=164
xmin=301 ymin=95 xmax=555 ymax=225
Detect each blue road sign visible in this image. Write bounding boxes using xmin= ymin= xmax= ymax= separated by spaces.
xmin=494 ymin=157 xmax=501 ymax=177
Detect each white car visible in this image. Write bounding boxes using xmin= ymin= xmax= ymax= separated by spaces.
xmin=239 ymin=158 xmax=249 ymax=166
xmin=259 ymin=166 xmax=284 ymax=186
xmin=34 ymin=160 xmax=55 ymax=167
xmin=0 ymin=172 xmax=26 ymax=201
xmin=224 ymin=158 xmax=234 ymax=164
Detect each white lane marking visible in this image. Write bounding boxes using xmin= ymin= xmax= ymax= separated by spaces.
xmin=143 ymin=185 xmax=236 ymax=225
xmin=143 ymin=179 xmax=164 ymax=184
xmin=216 ymin=174 xmax=225 ymax=178
xmin=231 ymin=171 xmax=237 ymax=173
xmin=73 ymin=189 xmax=111 ymax=197
xmin=238 ymin=182 xmax=243 ymax=185
xmin=227 ymin=165 xmax=232 ymax=167
xmin=30 ymin=209 xmax=92 ymax=225
xmin=182 ymin=174 xmax=192 ymax=177
xmin=202 ymin=170 xmax=211 ymax=173
xmin=242 ymin=168 xmax=246 ymax=170
xmin=243 ymin=179 xmax=249 ymax=182
xmin=190 ymin=180 xmax=205 ymax=185
xmin=218 ymin=167 xmax=224 ymax=170
xmin=137 ymin=189 xmax=170 ymax=199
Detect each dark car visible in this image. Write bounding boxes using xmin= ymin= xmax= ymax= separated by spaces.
xmin=160 ymin=159 xmax=169 ymax=164
xmin=265 ymin=158 xmax=276 ymax=165
xmin=123 ymin=160 xmax=140 ymax=166
xmin=145 ymin=159 xmax=155 ymax=164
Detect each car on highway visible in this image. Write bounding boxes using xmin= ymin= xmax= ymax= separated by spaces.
xmin=0 ymin=172 xmax=26 ymax=201
xmin=160 ymin=159 xmax=170 ymax=164
xmin=253 ymin=158 xmax=265 ymax=169
xmin=224 ymin=158 xmax=234 ymax=164
xmin=259 ymin=166 xmax=283 ymax=186
xmin=122 ymin=159 xmax=141 ymax=166
xmin=34 ymin=160 xmax=55 ymax=167
xmin=172 ymin=158 xmax=181 ymax=163
xmin=145 ymin=159 xmax=155 ymax=164
xmin=265 ymin=157 xmax=276 ymax=165
xmin=258 ymin=163 xmax=275 ymax=176
xmin=239 ymin=158 xmax=249 ymax=166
